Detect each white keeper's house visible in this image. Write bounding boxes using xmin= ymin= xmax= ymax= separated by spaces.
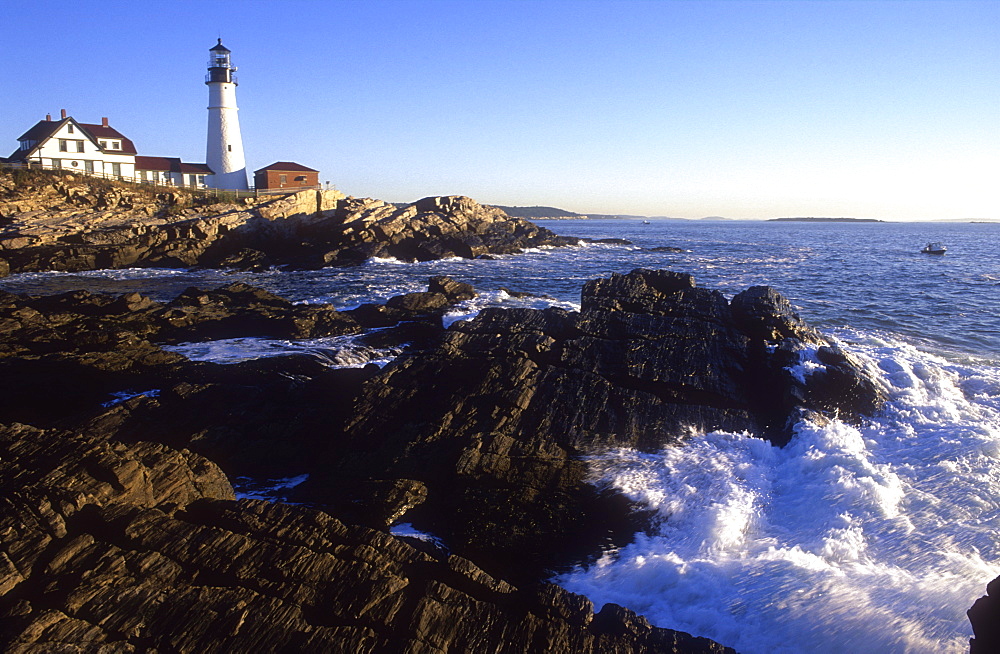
xmin=5 ymin=109 xmax=213 ymax=188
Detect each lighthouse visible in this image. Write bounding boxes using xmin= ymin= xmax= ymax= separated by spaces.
xmin=205 ymin=39 xmax=248 ymax=189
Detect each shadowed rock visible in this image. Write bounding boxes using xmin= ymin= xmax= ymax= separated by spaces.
xmin=296 ymin=269 xmax=888 ymax=580
xmin=0 ymin=423 xmax=734 ymax=654
xmin=969 ymin=576 xmax=1000 ymax=654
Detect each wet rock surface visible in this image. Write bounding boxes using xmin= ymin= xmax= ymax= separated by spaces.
xmin=296 ymin=269 xmax=887 ymax=579
xmin=0 ymin=266 xmax=890 ymax=653
xmin=969 ymin=576 xmax=1000 ymax=654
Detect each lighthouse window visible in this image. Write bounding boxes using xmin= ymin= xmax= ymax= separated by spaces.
xmin=228 ymin=145 xmax=232 ymax=152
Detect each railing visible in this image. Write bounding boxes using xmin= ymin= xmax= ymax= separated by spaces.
xmin=254 ymin=185 xmax=323 ymax=195
xmin=0 ymin=161 xmax=320 ymax=200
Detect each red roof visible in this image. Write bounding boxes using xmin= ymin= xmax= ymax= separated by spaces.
xmin=16 ymin=120 xmax=60 ymax=142
xmin=14 ymin=117 xmax=137 ymax=155
xmin=254 ymin=161 xmax=318 ymax=173
xmin=135 ymin=156 xmax=213 ymax=174
xmin=79 ymin=123 xmax=137 ymax=154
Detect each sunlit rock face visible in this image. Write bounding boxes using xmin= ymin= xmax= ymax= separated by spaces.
xmin=0 ymin=170 xmax=576 ymax=275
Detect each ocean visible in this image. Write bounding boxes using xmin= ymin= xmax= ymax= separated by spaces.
xmin=3 ymin=218 xmax=999 ymax=653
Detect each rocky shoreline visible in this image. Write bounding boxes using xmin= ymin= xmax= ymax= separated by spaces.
xmin=0 ymin=169 xmax=577 ymax=275
xmin=1 ymin=170 xmax=994 ymax=652
xmin=1 ymin=260 xmax=898 ymax=652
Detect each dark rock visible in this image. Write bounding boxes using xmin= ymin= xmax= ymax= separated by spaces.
xmin=0 ymin=266 xmax=886 ymax=654
xmin=296 ymin=269 xmax=886 ymax=582
xmin=499 ymin=287 xmax=537 ymax=298
xmin=346 ymin=302 xmax=412 ymax=328
xmin=648 ymin=246 xmax=685 ymax=253
xmin=0 ymin=422 xmax=734 ymax=654
xmin=969 ymin=575 xmax=1000 ymax=654
xmin=386 ymin=291 xmax=451 ymax=313
xmin=730 ymin=285 xmax=824 ymax=344
xmin=809 ymin=345 xmax=889 ymax=421
xmin=429 ymin=275 xmax=477 ymax=302
xmin=209 ymin=247 xmax=273 ymax=271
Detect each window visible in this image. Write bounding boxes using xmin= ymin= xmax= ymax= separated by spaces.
xmin=67 ymin=124 xmax=74 ymax=134
xmin=279 ymin=174 xmax=287 ymax=185
xmin=75 ymin=141 xmax=85 ymax=153
xmin=99 ymin=140 xmax=107 ymax=148
xmin=52 ymin=159 xmax=62 ymax=169
xmin=112 ymin=141 xmax=120 ymax=150
xmin=84 ymin=160 xmax=94 ymax=173
xmin=227 ymin=144 xmax=232 ymax=152
xmin=59 ymin=139 xmax=68 ymax=152
xmin=112 ymin=162 xmax=121 ymax=178
xmin=137 ymin=170 xmax=146 ymax=181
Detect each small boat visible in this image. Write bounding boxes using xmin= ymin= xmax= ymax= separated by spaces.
xmin=921 ymin=242 xmax=947 ymax=255
xmin=642 ymin=220 xmax=651 ymax=225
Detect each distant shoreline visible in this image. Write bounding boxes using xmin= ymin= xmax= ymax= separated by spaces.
xmin=768 ymin=217 xmax=885 ymax=223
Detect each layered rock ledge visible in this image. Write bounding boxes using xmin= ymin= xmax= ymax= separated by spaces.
xmin=0 ymin=169 xmax=577 ymax=275
xmin=0 ymin=267 xmax=893 ymax=652
xmin=0 ymin=423 xmax=733 ymax=653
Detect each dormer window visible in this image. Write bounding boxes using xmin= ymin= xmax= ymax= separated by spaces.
xmin=112 ymin=141 xmax=121 ymax=149
xmin=99 ymin=140 xmax=107 ymax=148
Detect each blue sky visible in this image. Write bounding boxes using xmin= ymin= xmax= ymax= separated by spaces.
xmin=1 ymin=0 xmax=997 ymax=220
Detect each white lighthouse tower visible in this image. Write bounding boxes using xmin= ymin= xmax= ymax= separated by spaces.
xmin=205 ymin=39 xmax=248 ymax=189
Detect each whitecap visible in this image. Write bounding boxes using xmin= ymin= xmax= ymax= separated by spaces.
xmin=557 ymin=334 xmax=1000 ymax=654
xmin=389 ymin=522 xmax=448 ymax=549
xmin=162 ymin=334 xmax=401 ymax=368
xmin=233 ymin=473 xmax=309 ymax=502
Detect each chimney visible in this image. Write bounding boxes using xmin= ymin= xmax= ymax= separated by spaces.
xmin=46 ymin=113 xmax=52 ymax=121
xmin=60 ymin=109 xmax=67 ymax=119
xmin=102 ymin=117 xmax=109 ymax=127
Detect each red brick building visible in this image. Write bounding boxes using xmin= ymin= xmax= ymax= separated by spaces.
xmin=253 ymin=162 xmax=319 ymax=190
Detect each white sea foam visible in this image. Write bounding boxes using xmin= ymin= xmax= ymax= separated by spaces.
xmin=233 ymin=473 xmax=309 ymax=502
xmin=389 ymin=522 xmax=448 ymax=549
xmin=5 ymin=267 xmax=190 ymax=280
xmin=557 ymin=334 xmax=1000 ymax=654
xmin=162 ymin=334 xmax=401 ymax=368
xmin=442 ymin=289 xmax=581 ymax=328
xmin=366 ymin=256 xmax=408 ymax=265
xmin=102 ymin=389 xmax=161 ymax=407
